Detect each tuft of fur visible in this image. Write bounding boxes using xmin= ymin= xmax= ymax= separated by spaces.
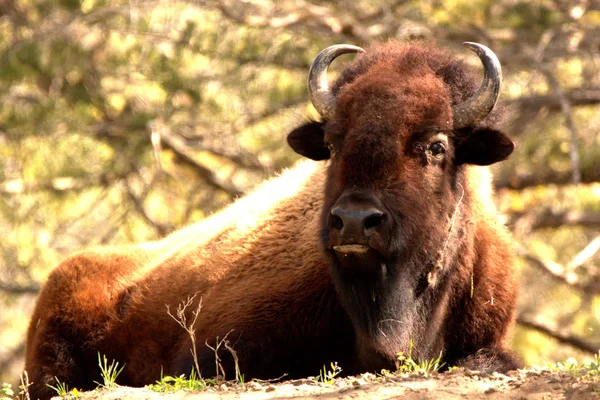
xmin=332 ymin=40 xmax=506 ymax=131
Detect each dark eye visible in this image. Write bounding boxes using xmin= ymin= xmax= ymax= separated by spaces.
xmin=429 ymin=142 xmax=445 ymax=156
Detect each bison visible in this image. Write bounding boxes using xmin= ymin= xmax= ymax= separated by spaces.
xmin=25 ymin=40 xmax=519 ymax=400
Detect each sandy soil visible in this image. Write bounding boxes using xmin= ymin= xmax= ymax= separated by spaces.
xmin=64 ymin=368 xmax=599 ymax=400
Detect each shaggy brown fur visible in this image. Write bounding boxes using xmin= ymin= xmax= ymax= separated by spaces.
xmin=25 ymin=41 xmax=519 ymax=400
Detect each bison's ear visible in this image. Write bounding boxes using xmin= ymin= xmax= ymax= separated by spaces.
xmin=455 ymin=128 xmax=514 ymax=166
xmin=287 ymin=121 xmax=330 ymax=160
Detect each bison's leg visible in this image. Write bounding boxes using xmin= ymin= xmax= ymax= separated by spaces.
xmin=171 ymin=326 xmax=361 ymax=382
xmin=454 ymin=348 xmax=520 ymax=373
xmin=170 ymin=333 xmax=285 ymax=381
xmin=26 ymin=317 xmax=93 ymax=400
xmin=25 ymin=253 xmax=130 ymax=400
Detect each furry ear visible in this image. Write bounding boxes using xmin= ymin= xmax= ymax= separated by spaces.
xmin=455 ymin=128 xmax=514 ymax=166
xmin=287 ymin=121 xmax=330 ymax=160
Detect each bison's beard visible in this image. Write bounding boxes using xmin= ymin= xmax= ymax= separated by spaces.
xmin=328 ymin=247 xmax=448 ymax=365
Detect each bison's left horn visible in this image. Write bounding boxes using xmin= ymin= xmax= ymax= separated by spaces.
xmin=452 ymin=42 xmax=502 ymax=129
xmin=308 ymin=44 xmax=364 ymax=120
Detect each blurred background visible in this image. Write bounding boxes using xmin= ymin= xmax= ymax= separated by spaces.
xmin=0 ymin=0 xmax=599 ymax=388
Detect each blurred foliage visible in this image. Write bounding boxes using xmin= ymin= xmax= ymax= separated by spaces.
xmin=1 ymin=0 xmax=599 ymax=387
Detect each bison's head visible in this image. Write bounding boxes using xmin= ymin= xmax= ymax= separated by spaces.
xmin=287 ymin=41 xmax=513 ymax=360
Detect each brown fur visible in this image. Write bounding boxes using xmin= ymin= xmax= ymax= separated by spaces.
xmin=25 ymin=41 xmax=519 ymax=400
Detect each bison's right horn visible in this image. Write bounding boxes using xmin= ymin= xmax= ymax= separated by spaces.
xmin=308 ymin=44 xmax=364 ymax=120
xmin=452 ymin=42 xmax=502 ymax=129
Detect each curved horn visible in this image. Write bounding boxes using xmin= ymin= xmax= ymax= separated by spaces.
xmin=308 ymin=44 xmax=364 ymax=120
xmin=452 ymin=42 xmax=502 ymax=129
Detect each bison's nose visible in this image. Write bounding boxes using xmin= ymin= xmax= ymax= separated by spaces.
xmin=330 ymin=207 xmax=384 ymax=243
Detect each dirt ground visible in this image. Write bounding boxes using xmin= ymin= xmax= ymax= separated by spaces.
xmin=67 ymin=368 xmax=599 ymax=400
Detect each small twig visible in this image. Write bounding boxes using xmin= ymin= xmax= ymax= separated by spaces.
xmin=567 ymin=235 xmax=600 ymax=270
xmin=223 ymin=340 xmax=242 ymax=384
xmin=204 ymin=330 xmax=241 ymax=383
xmin=205 ymin=334 xmax=229 ymax=383
xmin=167 ymin=293 xmax=203 ymax=377
xmin=251 ymin=373 xmax=289 ymax=384
xmin=19 ymin=370 xmax=32 ymax=400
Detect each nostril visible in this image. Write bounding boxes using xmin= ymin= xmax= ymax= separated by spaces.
xmin=330 ymin=210 xmax=344 ymax=230
xmin=364 ymin=212 xmax=384 ymax=230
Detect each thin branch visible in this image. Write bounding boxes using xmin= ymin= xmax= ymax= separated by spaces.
xmin=520 ymin=249 xmax=579 ymax=286
xmin=124 ymin=180 xmax=172 ymax=237
xmin=95 ymin=209 xmax=130 ymax=246
xmin=568 ymin=235 xmax=600 ymax=270
xmin=92 ymin=120 xmax=246 ymax=196
xmin=0 ymin=281 xmax=40 ymax=294
xmin=494 ymin=168 xmax=600 ymax=190
xmin=508 ymin=210 xmax=600 ymax=231
xmin=195 ymin=144 xmax=264 ymax=171
xmin=518 ymin=246 xmax=600 ymax=294
xmin=518 ymin=314 xmax=599 ymax=355
xmin=507 ymin=87 xmax=600 ymax=112
xmin=217 ymin=0 xmax=344 ymax=34
xmin=158 ymin=127 xmax=244 ymax=197
xmin=177 ymin=129 xmax=266 ymax=171
xmin=355 ymin=0 xmax=404 ymax=23
xmin=539 ymin=67 xmax=581 ymax=184
xmin=174 ymin=97 xmax=305 ymax=172
xmin=234 ymin=98 xmax=307 ymax=130
xmin=149 ymin=121 xmax=163 ymax=172
xmin=0 ymin=175 xmax=112 ymax=195
xmin=49 ymin=187 xmax=118 ymax=249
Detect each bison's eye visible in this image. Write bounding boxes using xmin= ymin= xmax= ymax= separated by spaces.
xmin=429 ymin=142 xmax=446 ymax=156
